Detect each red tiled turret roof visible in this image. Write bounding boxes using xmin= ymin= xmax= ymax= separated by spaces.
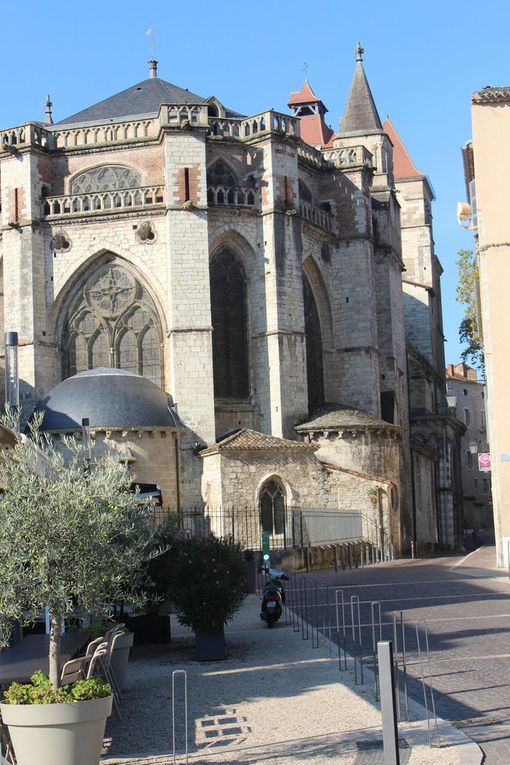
xmin=383 ymin=117 xmax=422 ymax=180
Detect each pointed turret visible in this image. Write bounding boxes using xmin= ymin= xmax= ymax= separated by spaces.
xmin=288 ymin=80 xmax=334 ymax=148
xmin=339 ymin=42 xmax=382 ymax=135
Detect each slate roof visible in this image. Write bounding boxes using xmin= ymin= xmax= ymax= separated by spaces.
xmin=339 ymin=59 xmax=382 ymax=135
xmin=200 ymin=428 xmax=315 ymax=456
xmin=383 ymin=117 xmax=422 ymax=179
xmin=57 ymin=76 xmax=241 ymax=126
xmin=38 ymin=368 xmax=185 ymax=431
xmin=295 ymin=405 xmax=400 ymax=432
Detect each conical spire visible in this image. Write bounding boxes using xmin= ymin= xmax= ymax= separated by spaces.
xmin=44 ymin=94 xmax=53 ymax=125
xmin=339 ymin=42 xmax=382 ymax=135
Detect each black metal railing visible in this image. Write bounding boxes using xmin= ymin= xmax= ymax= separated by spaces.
xmin=151 ymin=507 xmax=381 ymax=552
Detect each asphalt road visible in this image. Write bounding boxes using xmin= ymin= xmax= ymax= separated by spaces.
xmin=284 ymin=543 xmax=510 ymax=764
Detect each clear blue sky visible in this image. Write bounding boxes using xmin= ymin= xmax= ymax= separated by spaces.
xmin=1 ymin=0 xmax=502 ymax=365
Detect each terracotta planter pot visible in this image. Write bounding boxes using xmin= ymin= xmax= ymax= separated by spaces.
xmin=109 ymin=631 xmax=134 ymax=692
xmin=195 ymin=628 xmax=225 ymax=661
xmin=0 ymin=695 xmax=112 ymax=765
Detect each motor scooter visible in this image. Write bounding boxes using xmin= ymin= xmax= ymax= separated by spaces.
xmin=260 ymin=564 xmax=288 ymax=628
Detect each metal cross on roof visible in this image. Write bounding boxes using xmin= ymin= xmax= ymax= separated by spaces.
xmin=355 ymin=41 xmax=364 ymax=62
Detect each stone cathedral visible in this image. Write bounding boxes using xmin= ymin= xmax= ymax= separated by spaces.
xmin=0 ymin=45 xmax=464 ymax=554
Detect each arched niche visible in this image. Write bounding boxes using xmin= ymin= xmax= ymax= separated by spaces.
xmin=69 ymin=165 xmax=141 ymax=194
xmin=303 ymin=275 xmax=325 ymax=408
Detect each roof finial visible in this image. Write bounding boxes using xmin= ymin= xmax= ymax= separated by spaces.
xmin=148 ymin=60 xmax=158 ymax=78
xmin=44 ymin=94 xmax=53 ymax=125
xmin=303 ymin=61 xmax=309 ymax=82
xmin=355 ymin=41 xmax=364 ymax=62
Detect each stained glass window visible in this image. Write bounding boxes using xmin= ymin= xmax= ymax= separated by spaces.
xmin=62 ymin=262 xmax=163 ymax=386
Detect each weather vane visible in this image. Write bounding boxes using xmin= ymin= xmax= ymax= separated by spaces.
xmin=146 ymin=28 xmax=158 ymax=58
xmin=303 ymin=62 xmax=309 ymax=81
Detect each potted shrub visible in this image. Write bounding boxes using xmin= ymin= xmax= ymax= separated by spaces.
xmin=1 ymin=672 xmax=112 ymax=765
xmin=0 ymin=414 xmax=159 ymax=765
xmin=167 ymin=535 xmax=246 ymax=660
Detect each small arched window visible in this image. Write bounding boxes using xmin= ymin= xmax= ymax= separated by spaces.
xmin=259 ymin=479 xmax=286 ymax=537
xmin=210 ymin=249 xmax=249 ymax=399
xmin=62 ymin=261 xmax=163 ymax=386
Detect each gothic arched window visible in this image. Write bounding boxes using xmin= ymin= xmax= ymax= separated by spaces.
xmin=70 ymin=165 xmax=141 ymax=194
xmin=62 ymin=262 xmax=163 ymax=386
xmin=303 ymin=276 xmax=324 ymax=408
xmin=208 ymin=160 xmax=238 ymax=187
xmin=210 ymin=249 xmax=249 ymax=399
xmin=259 ymin=479 xmax=286 ymax=537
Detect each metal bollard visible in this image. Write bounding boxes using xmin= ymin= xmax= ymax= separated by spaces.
xmin=172 ymin=670 xmax=188 ymax=765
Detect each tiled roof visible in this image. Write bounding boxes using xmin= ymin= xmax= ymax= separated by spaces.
xmin=300 ymin=114 xmax=334 ymax=148
xmin=295 ymin=405 xmax=400 ymax=432
xmin=383 ymin=117 xmax=422 ymax=179
xmin=472 ymin=87 xmax=510 ymax=104
xmin=288 ymin=80 xmax=325 ymax=108
xmin=339 ymin=60 xmax=382 ymax=135
xmin=200 ymin=428 xmax=315 ymax=456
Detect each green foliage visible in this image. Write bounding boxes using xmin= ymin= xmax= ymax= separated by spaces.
xmin=166 ymin=536 xmax=246 ymax=632
xmin=0 ymin=412 xmax=160 ymax=684
xmin=3 ymin=671 xmax=111 ymax=705
xmin=455 ymin=249 xmax=484 ymax=372
xmin=139 ymin=515 xmax=179 ymax=614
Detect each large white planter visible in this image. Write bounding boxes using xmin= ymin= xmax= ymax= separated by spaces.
xmin=109 ymin=631 xmax=134 ymax=692
xmin=0 ymin=695 xmax=112 ymax=765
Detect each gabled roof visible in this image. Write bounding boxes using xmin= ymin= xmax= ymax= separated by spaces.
xmin=200 ymin=428 xmax=315 ymax=456
xmin=383 ymin=117 xmax=422 ymax=179
xmin=339 ymin=51 xmax=382 ymax=135
xmin=57 ymin=76 xmax=208 ymax=126
xmin=288 ymin=80 xmax=327 ymax=111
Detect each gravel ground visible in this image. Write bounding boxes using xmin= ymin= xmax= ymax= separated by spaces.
xmin=101 ymin=596 xmax=481 ymax=765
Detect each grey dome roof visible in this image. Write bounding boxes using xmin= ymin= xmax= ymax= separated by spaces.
xmin=38 ymin=368 xmax=185 ymax=431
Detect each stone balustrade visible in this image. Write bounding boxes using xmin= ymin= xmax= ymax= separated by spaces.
xmin=164 ymin=104 xmax=209 ymax=127
xmin=208 ymin=111 xmax=300 ymax=141
xmin=297 ymin=143 xmax=330 ymax=169
xmin=1 ymin=123 xmax=51 ymax=150
xmin=43 ymin=186 xmax=165 ymax=219
xmin=323 ymin=145 xmax=373 ymax=169
xmin=300 ymin=200 xmax=334 ymax=232
xmin=53 ymin=119 xmax=158 ymax=150
xmin=207 ymin=185 xmax=257 ymax=208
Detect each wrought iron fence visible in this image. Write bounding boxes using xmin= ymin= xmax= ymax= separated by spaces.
xmin=151 ymin=507 xmax=378 ymax=552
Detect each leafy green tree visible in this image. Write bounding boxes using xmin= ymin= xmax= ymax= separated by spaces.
xmin=0 ymin=414 xmax=158 ymax=688
xmin=455 ymin=249 xmax=484 ymax=373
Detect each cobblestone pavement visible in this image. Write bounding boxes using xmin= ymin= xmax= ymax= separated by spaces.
xmin=299 ymin=541 xmax=510 ymax=764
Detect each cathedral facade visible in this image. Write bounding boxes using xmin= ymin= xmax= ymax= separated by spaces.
xmin=0 ymin=46 xmax=464 ymax=554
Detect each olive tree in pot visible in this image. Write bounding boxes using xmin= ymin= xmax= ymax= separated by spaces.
xmin=0 ymin=414 xmax=159 ymax=765
xmin=167 ymin=536 xmax=246 ymax=661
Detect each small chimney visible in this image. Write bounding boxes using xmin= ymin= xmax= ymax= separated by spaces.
xmin=148 ymin=60 xmax=158 ymax=79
